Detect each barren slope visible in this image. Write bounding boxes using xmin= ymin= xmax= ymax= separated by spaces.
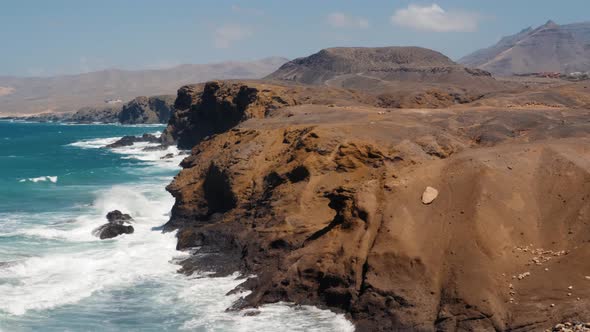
xmin=460 ymin=21 xmax=590 ymax=75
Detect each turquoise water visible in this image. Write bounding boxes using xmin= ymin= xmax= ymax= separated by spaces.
xmin=0 ymin=121 xmax=353 ymax=332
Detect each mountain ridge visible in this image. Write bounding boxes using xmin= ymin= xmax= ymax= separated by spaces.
xmin=459 ymin=20 xmax=590 ymax=75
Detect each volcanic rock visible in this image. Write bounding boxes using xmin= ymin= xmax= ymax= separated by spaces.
xmin=118 ymin=95 xmax=175 ymax=124
xmin=159 ymin=80 xmax=370 ymax=149
xmin=93 ymin=224 xmax=134 ymax=240
xmin=93 ymin=210 xmax=134 ymax=239
xmin=106 ymin=210 xmax=133 ymax=224
xmin=163 ymin=80 xmax=590 ymax=331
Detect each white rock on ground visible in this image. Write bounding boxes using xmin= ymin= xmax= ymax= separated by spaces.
xmin=422 ymin=186 xmax=439 ymax=205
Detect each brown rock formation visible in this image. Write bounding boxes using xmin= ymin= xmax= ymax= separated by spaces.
xmin=160 ymin=80 xmax=373 ymax=148
xmin=163 ymin=80 xmax=590 ymax=331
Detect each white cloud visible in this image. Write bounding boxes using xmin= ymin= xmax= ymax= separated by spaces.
xmin=214 ymin=24 xmax=253 ymax=49
xmin=327 ymin=12 xmax=369 ymax=29
xmin=391 ymin=4 xmax=480 ymax=32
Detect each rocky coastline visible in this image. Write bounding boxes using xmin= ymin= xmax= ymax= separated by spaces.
xmin=2 ymin=95 xmax=175 ymax=124
xmin=159 ymin=77 xmax=590 ymax=331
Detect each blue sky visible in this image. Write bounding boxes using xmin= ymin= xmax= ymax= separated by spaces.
xmin=1 ymin=0 xmax=588 ymax=77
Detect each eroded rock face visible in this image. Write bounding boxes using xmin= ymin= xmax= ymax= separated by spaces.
xmin=160 ymin=81 xmax=297 ymax=149
xmin=164 ymin=81 xmax=590 ymax=331
xmin=118 ymin=95 xmax=176 ymax=124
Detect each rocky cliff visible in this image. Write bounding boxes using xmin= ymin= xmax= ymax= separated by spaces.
xmin=17 ymin=95 xmax=175 ymax=124
xmin=160 ymin=80 xmax=375 ymax=148
xmin=118 ymin=95 xmax=175 ymax=124
xmin=164 ymin=80 xmax=590 ymax=331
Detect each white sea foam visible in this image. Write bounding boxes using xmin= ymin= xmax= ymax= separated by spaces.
xmin=19 ymin=176 xmax=58 ymax=183
xmin=0 ymin=131 xmax=355 ymax=331
xmin=69 ymin=132 xmax=185 ymax=170
xmin=68 ymin=136 xmax=120 ymax=149
xmin=177 ymin=274 xmax=355 ymax=332
xmin=0 ymin=183 xmax=184 ymax=315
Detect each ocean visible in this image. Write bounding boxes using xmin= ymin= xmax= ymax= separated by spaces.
xmin=0 ymin=121 xmax=353 ymax=332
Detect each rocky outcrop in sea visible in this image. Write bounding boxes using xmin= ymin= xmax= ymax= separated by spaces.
xmin=92 ymin=210 xmax=134 ymax=239
xmin=12 ymin=95 xmax=176 ymax=124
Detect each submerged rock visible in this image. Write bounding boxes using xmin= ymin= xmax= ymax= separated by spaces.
xmin=93 ymin=210 xmax=134 ymax=239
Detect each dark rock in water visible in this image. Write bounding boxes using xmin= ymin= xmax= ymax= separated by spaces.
xmin=106 ymin=133 xmax=160 ymax=148
xmin=106 ymin=210 xmax=133 ymax=224
xmin=107 ymin=136 xmax=137 ymax=148
xmin=93 ymin=210 xmax=135 ymax=239
xmin=160 ymin=153 xmax=174 ymax=160
xmin=93 ymin=224 xmax=134 ymax=239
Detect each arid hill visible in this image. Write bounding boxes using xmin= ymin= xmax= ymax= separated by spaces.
xmin=266 ymin=47 xmax=502 ymax=92
xmin=161 ymin=80 xmax=590 ymax=331
xmin=266 ymin=47 xmax=515 ymax=110
xmin=460 ymin=20 xmax=590 ymax=75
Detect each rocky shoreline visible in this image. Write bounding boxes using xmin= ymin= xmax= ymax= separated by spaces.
xmin=1 ymin=95 xmax=175 ymax=125
xmin=159 ymin=77 xmax=590 ymax=331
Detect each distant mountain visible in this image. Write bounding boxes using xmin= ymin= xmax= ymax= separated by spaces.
xmin=459 ymin=20 xmax=590 ymax=76
xmin=266 ymin=46 xmax=501 ymax=93
xmin=0 ymin=57 xmax=288 ymax=115
xmin=267 ymin=46 xmax=457 ymax=84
